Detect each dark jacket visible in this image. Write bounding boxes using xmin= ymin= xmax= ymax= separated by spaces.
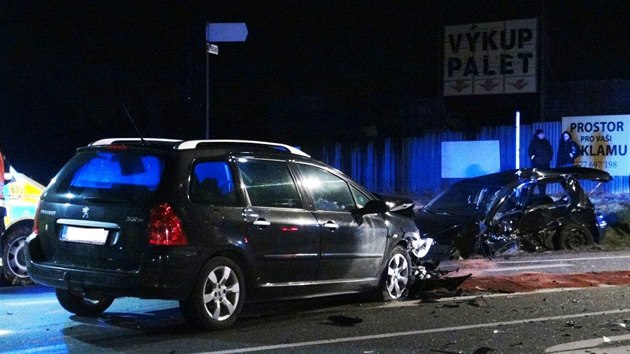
xmin=528 ymin=135 xmax=553 ymax=168
xmin=556 ymin=131 xmax=580 ymax=167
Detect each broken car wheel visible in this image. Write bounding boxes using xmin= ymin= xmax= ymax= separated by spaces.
xmin=555 ymin=224 xmax=594 ymax=250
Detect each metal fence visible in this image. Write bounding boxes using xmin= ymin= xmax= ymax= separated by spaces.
xmin=304 ymin=121 xmax=629 ymax=196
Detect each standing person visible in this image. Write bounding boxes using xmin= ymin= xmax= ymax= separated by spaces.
xmin=528 ymin=129 xmax=553 ymax=195
xmin=528 ymin=129 xmax=553 ymax=169
xmin=556 ymin=131 xmax=580 ymax=167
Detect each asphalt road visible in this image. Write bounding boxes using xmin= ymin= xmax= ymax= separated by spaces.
xmin=1 ymin=250 xmax=630 ymax=353
xmin=444 ymin=249 xmax=630 ymax=276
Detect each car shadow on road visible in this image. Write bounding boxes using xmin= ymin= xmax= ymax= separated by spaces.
xmin=59 ymin=274 xmax=481 ymax=343
xmin=62 ymin=293 xmax=375 ymax=334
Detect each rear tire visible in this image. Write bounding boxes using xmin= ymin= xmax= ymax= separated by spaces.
xmin=55 ymin=288 xmax=114 ymax=316
xmin=1 ymin=224 xmax=34 ymax=286
xmin=180 ymin=257 xmax=245 ymax=330
xmin=378 ymin=245 xmax=412 ymax=301
xmin=555 ymin=224 xmax=594 ymax=250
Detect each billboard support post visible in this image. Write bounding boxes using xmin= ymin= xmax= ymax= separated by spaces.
xmin=515 ymin=111 xmax=521 ymax=170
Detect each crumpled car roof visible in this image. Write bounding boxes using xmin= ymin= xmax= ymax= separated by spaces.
xmin=463 ymin=167 xmax=612 ymax=187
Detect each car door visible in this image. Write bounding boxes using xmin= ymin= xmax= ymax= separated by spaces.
xmin=235 ymin=158 xmax=320 ymax=284
xmin=295 ymin=163 xmax=388 ymax=281
xmin=518 ymin=180 xmax=570 ymax=235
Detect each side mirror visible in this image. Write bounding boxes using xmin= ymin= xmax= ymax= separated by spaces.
xmin=4 ymin=172 xmax=13 ymax=181
xmin=357 ymin=200 xmax=389 ymax=215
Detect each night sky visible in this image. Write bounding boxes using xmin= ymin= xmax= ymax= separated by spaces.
xmin=1 ymin=1 xmax=629 ymax=183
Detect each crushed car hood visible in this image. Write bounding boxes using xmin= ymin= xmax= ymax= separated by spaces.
xmin=373 ymin=192 xmax=415 ymax=217
xmin=415 ymin=210 xmax=479 ymax=240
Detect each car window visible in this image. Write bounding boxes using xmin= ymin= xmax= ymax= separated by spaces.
xmin=50 ymin=150 xmax=166 ymax=201
xmin=351 ymin=185 xmax=370 ymax=208
xmin=190 ymin=161 xmax=238 ymax=206
xmin=297 ymin=164 xmax=355 ymax=211
xmin=237 ymin=159 xmax=302 ymax=208
xmin=498 ymin=183 xmax=532 ymax=213
xmin=425 ymin=183 xmax=502 ymax=216
xmin=540 ymin=181 xmax=569 ymax=204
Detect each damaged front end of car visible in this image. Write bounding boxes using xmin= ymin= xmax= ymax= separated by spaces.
xmin=404 ymin=229 xmax=472 ymax=291
xmin=404 ymin=229 xmax=472 ymax=292
xmin=378 ymin=193 xmax=469 ymax=288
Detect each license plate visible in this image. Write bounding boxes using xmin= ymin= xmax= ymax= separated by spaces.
xmin=60 ymin=226 xmax=109 ymax=245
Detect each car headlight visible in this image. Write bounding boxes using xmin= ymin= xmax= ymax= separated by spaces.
xmin=405 ymin=231 xmax=434 ymax=259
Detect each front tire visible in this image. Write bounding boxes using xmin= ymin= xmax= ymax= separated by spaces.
xmin=180 ymin=257 xmax=245 ymax=330
xmin=55 ymin=288 xmax=114 ymax=316
xmin=378 ymin=245 xmax=412 ymax=301
xmin=1 ymin=224 xmax=34 ymax=286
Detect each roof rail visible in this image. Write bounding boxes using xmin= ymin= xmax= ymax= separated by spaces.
xmin=89 ymin=138 xmax=183 ymax=146
xmin=178 ymin=139 xmax=310 ymax=157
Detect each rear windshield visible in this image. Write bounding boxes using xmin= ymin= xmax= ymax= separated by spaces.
xmin=49 ymin=150 xmax=166 ymax=201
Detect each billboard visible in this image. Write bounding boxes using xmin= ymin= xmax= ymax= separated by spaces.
xmin=441 ymin=141 xmax=501 ymax=178
xmin=562 ymin=115 xmax=630 ymax=176
xmin=444 ymin=18 xmax=537 ymax=96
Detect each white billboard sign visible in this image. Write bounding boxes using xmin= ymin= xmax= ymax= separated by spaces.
xmin=562 ymin=115 xmax=630 ymax=176
xmin=444 ymin=18 xmax=537 ymax=96
xmin=442 ymin=140 xmax=501 ymax=178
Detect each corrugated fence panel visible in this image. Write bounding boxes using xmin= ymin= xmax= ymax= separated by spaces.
xmin=377 ymin=139 xmax=396 ymax=194
xmin=305 ymin=122 xmax=629 ymax=195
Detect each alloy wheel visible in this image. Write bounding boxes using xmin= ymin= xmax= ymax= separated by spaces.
xmin=203 ymin=265 xmax=241 ymax=321
xmin=385 ymin=253 xmax=410 ymax=299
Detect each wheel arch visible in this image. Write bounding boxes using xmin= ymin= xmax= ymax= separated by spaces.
xmin=214 ymin=248 xmax=252 ymax=284
xmin=195 ymin=246 xmax=254 ymax=294
xmin=383 ymin=237 xmax=410 ymax=264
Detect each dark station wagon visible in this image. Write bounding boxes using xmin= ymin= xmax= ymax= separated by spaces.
xmin=26 ymin=138 xmax=432 ymax=329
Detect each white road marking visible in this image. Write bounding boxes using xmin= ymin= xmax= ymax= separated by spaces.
xmin=493 ymin=255 xmax=630 ymax=264
xmin=481 ymin=263 xmax=574 ymax=272
xmin=544 ymin=334 xmax=630 ymax=353
xmin=434 ymin=286 xmax=613 ymax=303
xmin=201 ymin=308 xmax=630 ymax=354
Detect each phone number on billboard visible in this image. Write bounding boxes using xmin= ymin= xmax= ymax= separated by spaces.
xmin=579 ymin=161 xmax=618 ymax=169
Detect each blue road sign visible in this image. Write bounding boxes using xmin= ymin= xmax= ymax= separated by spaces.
xmin=206 ymin=23 xmax=248 ymax=42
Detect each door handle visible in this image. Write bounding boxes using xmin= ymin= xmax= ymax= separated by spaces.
xmin=322 ymin=220 xmax=339 ymax=230
xmin=253 ymin=218 xmax=271 ymax=227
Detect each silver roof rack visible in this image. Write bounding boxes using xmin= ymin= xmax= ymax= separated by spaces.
xmin=178 ymin=139 xmax=310 ymax=157
xmin=89 ymin=138 xmax=183 ymax=146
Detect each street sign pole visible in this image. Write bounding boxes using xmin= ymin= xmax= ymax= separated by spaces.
xmin=205 ymin=44 xmax=210 ymax=139
xmin=205 ymin=23 xmax=247 ymax=139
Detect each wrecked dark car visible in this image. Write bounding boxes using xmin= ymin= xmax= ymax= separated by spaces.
xmin=416 ymin=167 xmax=612 ymax=260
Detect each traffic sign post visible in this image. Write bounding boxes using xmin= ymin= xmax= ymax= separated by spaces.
xmin=205 ymin=23 xmax=248 ymax=139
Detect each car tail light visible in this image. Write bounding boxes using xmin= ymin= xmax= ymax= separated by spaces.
xmin=149 ymin=203 xmax=188 ymax=246
xmin=32 ymin=201 xmax=41 ymax=235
